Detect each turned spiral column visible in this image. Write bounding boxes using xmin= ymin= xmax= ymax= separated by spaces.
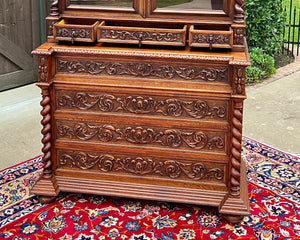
xmin=230 ymin=100 xmax=243 ymax=197
xmin=40 ymin=88 xmax=52 ymax=179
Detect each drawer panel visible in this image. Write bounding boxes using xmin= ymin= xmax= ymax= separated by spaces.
xmin=54 ymin=88 xmax=229 ymax=122
xmin=55 ymin=148 xmax=228 ymax=187
xmin=55 ymin=118 xmax=228 ymax=153
xmin=55 ymin=57 xmax=229 ymax=84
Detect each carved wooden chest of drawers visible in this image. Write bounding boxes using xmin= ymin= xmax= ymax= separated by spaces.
xmin=32 ymin=0 xmax=250 ymax=223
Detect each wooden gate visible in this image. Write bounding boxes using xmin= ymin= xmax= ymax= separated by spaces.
xmin=0 ymin=0 xmax=41 ymax=91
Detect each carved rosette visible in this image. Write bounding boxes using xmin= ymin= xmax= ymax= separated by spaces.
xmin=234 ymin=0 xmax=245 ymax=24
xmin=57 ymin=92 xmax=227 ymax=120
xmin=57 ymin=122 xmax=225 ymax=151
xmin=38 ymin=56 xmax=49 ymax=83
xmin=58 ymin=151 xmax=224 ymax=181
xmin=230 ymin=100 xmax=243 ymax=197
xmin=56 ymin=59 xmax=228 ymax=83
xmin=233 ymin=67 xmax=246 ymax=95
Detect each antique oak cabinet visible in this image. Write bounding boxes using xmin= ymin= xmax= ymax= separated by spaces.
xmin=32 ymin=0 xmax=250 ymax=222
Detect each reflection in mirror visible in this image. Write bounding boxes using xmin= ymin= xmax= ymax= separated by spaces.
xmin=157 ymin=0 xmax=223 ymax=10
xmin=70 ymin=0 xmax=133 ymax=7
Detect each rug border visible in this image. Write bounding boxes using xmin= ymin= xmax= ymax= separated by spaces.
xmin=242 ymin=136 xmax=300 ymax=159
xmin=0 ymin=154 xmax=43 ymax=174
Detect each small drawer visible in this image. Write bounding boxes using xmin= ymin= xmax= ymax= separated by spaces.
xmin=189 ymin=25 xmax=233 ymax=49
xmin=54 ymin=19 xmax=100 ymax=43
xmin=97 ymin=21 xmax=187 ymax=47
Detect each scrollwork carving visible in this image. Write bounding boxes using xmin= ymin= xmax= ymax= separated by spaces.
xmin=100 ymin=29 xmax=183 ymax=43
xmin=57 ymin=59 xmax=228 ymax=82
xmin=57 ymin=122 xmax=225 ymax=151
xmin=58 ymin=151 xmax=224 ymax=181
xmin=38 ymin=57 xmax=48 ymax=82
xmin=192 ymin=34 xmax=231 ymax=45
xmin=56 ymin=28 xmax=92 ymax=39
xmin=233 ymin=67 xmax=246 ymax=95
xmin=57 ymin=93 xmax=226 ymax=120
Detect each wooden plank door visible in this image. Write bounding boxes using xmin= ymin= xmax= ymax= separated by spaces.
xmin=0 ymin=0 xmax=40 ymax=91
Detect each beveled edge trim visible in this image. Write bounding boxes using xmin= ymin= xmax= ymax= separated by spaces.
xmin=56 ymin=175 xmax=227 ymax=207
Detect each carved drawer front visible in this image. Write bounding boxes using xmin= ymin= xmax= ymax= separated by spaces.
xmin=189 ymin=25 xmax=233 ymax=49
xmin=55 ymin=57 xmax=229 ymax=84
xmin=97 ymin=21 xmax=187 ymax=47
xmin=55 ymin=89 xmax=229 ymax=122
xmin=55 ymin=148 xmax=228 ymax=187
xmin=55 ymin=118 xmax=227 ymax=154
xmin=54 ymin=19 xmax=99 ymax=43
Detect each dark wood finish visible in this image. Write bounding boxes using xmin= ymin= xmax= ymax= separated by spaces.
xmin=32 ymin=0 xmax=250 ymax=223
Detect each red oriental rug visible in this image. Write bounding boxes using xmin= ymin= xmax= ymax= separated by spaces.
xmin=0 ymin=137 xmax=299 ymax=240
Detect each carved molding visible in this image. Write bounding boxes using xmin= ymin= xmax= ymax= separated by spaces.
xmin=57 ymin=92 xmax=227 ymax=120
xmin=56 ymin=59 xmax=228 ymax=82
xmin=100 ymin=29 xmax=183 ymax=43
xmin=233 ymin=67 xmax=246 ymax=95
xmin=59 ymin=151 xmax=224 ymax=181
xmin=57 ymin=122 xmax=225 ymax=151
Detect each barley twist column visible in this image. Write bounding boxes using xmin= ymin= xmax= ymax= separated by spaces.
xmin=40 ymin=87 xmax=52 ymax=179
xmin=230 ymin=100 xmax=243 ymax=197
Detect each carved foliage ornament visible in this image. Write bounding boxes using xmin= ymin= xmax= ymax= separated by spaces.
xmin=57 ymin=59 xmax=228 ymax=82
xmin=100 ymin=29 xmax=183 ymax=43
xmin=192 ymin=34 xmax=231 ymax=45
xmin=233 ymin=67 xmax=245 ymax=94
xmin=56 ymin=28 xmax=92 ymax=39
xmin=57 ymin=122 xmax=225 ymax=151
xmin=59 ymin=151 xmax=224 ymax=181
xmin=38 ymin=57 xmax=48 ymax=82
xmin=58 ymin=93 xmax=226 ymax=120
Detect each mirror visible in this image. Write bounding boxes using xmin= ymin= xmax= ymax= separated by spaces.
xmin=156 ymin=0 xmax=223 ymax=10
xmin=70 ymin=0 xmax=133 ymax=7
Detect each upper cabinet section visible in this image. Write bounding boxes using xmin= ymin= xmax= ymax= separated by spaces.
xmin=47 ymin=0 xmax=246 ymax=50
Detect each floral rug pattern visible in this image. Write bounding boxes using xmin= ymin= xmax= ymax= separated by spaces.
xmin=0 ymin=137 xmax=299 ymax=240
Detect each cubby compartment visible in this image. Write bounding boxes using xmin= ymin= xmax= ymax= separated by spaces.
xmin=189 ymin=25 xmax=233 ymax=49
xmin=97 ymin=21 xmax=187 ymax=47
xmin=54 ymin=19 xmax=100 ymax=43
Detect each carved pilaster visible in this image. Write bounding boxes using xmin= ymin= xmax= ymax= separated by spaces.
xmin=233 ymin=66 xmax=246 ymax=95
xmin=232 ymin=26 xmax=245 ymax=46
xmin=234 ymin=0 xmax=245 ymax=24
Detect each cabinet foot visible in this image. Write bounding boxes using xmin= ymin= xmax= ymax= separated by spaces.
xmin=30 ymin=175 xmax=60 ymax=202
xmin=222 ymin=214 xmax=245 ymax=223
xmin=37 ymin=195 xmax=57 ymax=204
